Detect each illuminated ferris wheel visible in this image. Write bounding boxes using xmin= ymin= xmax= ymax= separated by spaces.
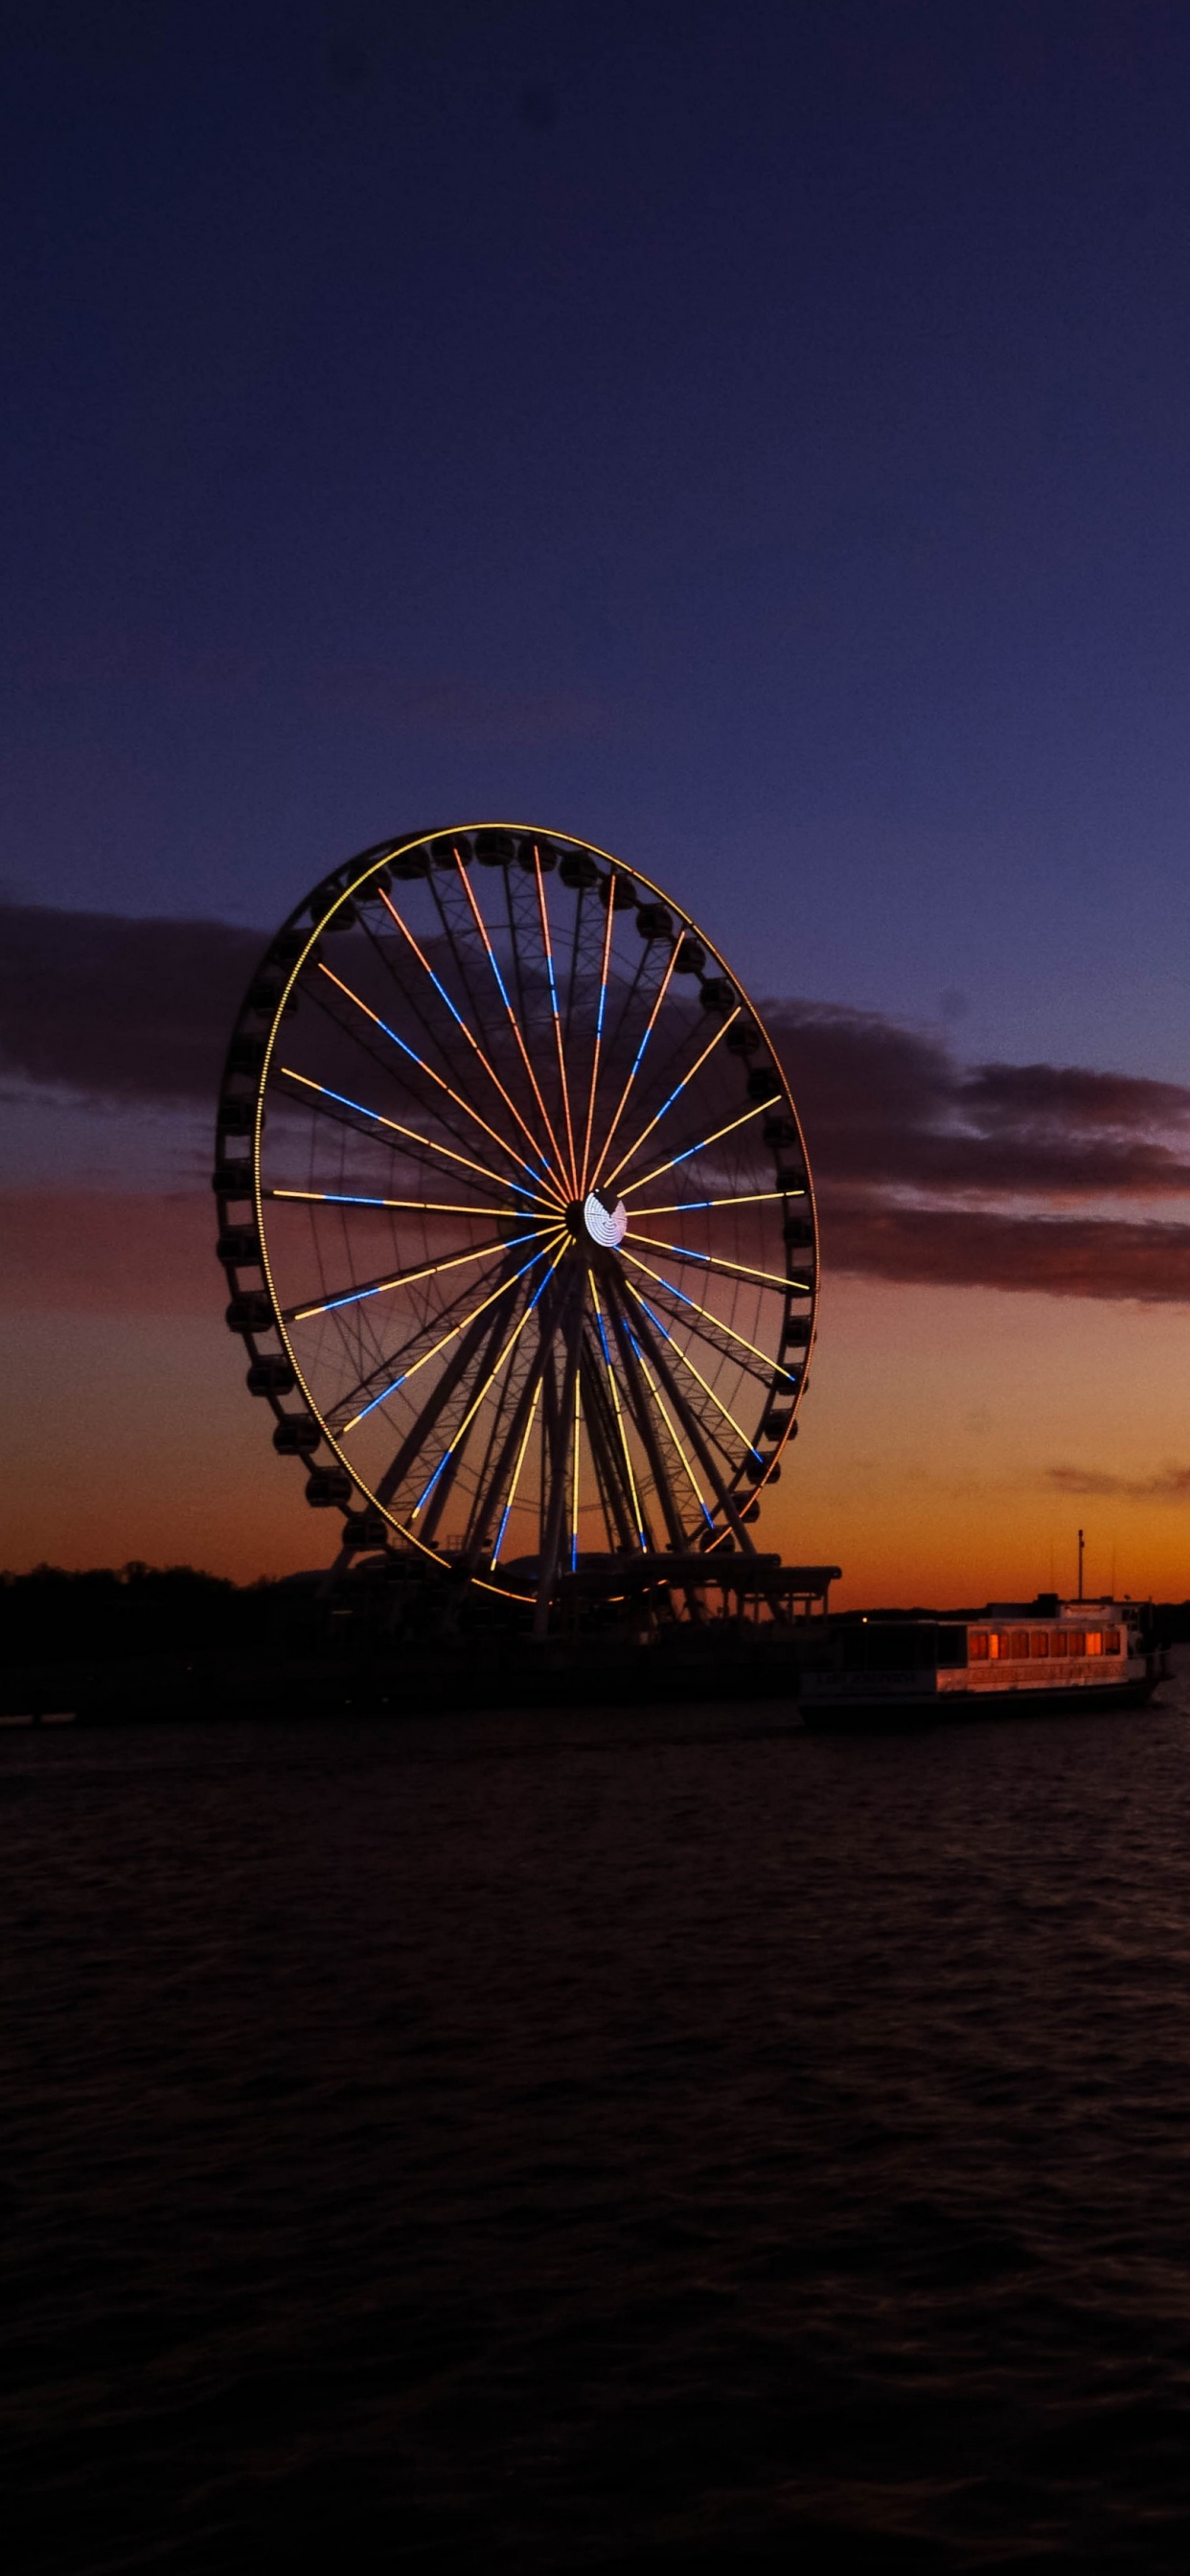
xmin=215 ymin=825 xmax=818 ymax=1614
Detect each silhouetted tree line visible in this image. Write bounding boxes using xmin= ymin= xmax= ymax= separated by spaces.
xmin=0 ymin=1563 xmax=317 ymax=1663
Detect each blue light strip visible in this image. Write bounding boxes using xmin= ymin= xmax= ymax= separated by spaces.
xmin=349 ymin=1242 xmax=548 ymax=1425
xmin=626 ymin=1322 xmax=714 ymax=1528
xmin=410 ymin=1248 xmax=559 ymax=1510
xmin=315 ymin=1230 xmax=540 ymax=1320
xmin=632 ymin=1293 xmax=762 ymax=1461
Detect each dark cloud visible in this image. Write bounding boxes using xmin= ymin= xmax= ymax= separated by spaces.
xmin=767 ymin=1000 xmax=1190 ymax=1200
xmin=819 ymin=1194 xmax=1190 ymax=1303
xmin=1044 ymin=1464 xmax=1190 ymax=1502
xmin=0 ymin=903 xmax=263 ymax=1102
xmin=6 ymin=902 xmax=1190 ymax=1308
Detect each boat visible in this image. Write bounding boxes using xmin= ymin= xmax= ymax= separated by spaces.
xmin=800 ymin=1597 xmax=1162 ymax=1728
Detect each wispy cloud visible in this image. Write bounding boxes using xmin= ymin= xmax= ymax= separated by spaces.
xmin=316 ymin=672 xmax=610 ymax=743
xmin=1044 ymin=1464 xmax=1190 ymax=1502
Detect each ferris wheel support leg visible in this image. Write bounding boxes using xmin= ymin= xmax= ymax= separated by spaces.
xmin=625 ymin=1295 xmax=759 ymax=1559
xmin=577 ymin=1338 xmax=640 ymax=1558
xmin=602 ymin=1279 xmax=688 ymax=1557
xmin=372 ymin=1261 xmax=527 ymax=1511
xmin=417 ymin=1293 xmax=523 ymax=1551
xmin=533 ymin=1270 xmax=587 ymax=1640
xmin=464 ymin=1332 xmax=550 ymax=1565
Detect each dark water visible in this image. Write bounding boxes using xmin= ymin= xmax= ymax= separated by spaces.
xmin=6 ymin=1682 xmax=1190 ymax=2573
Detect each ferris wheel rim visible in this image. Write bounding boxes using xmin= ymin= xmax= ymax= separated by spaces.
xmin=215 ymin=823 xmax=820 ymax=1602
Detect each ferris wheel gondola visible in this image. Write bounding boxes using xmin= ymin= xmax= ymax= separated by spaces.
xmin=215 ymin=825 xmax=818 ymax=1619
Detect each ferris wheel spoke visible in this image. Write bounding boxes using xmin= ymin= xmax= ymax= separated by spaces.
xmin=618 ymin=1249 xmax=796 ymax=1390
xmin=630 ymin=1188 xmax=802 ymax=1215
xmin=315 ymin=957 xmax=561 ymax=1200
xmin=376 ymin=884 xmax=567 ymax=1197
xmin=601 ymin=1278 xmax=688 ymax=1552
xmin=562 ymin=884 xmax=586 ymax=1056
xmin=626 ymin=1231 xmax=812 ymax=1297
xmin=278 ymin=1067 xmax=558 ymax=1207
xmin=532 ymin=846 xmax=579 ymax=1193
xmin=269 ymin=1189 xmax=529 ymax=1219
xmin=578 ymin=1339 xmax=639 ymax=1556
xmin=489 ymin=1371 xmax=545 ymax=1567
xmin=534 ymin=1266 xmax=588 ymax=1622
xmin=578 ymin=886 xmax=617 ymax=1195
xmin=621 ymin=1277 xmax=761 ymax=1468
xmin=371 ymin=1238 xmax=561 ymax=1512
xmin=599 ymin=932 xmax=652 ymax=1076
xmin=588 ymin=1276 xmax=649 ymax=1550
xmin=623 ymin=1293 xmax=759 ymax=1550
xmin=335 ymin=1236 xmax=565 ymax=1430
xmin=569 ymin=1365 xmax=584 ymax=1574
xmin=424 ymin=849 xmax=494 ymax=1049
xmin=286 ymin=1228 xmax=545 ymax=1323
xmin=463 ymin=1319 xmax=556 ymax=1555
xmin=587 ymin=937 xmax=681 ymax=1191
xmin=620 ymin=1096 xmax=769 ymax=1194
xmin=599 ymin=1008 xmax=741 ymax=1195
xmin=414 ymin=1285 xmax=532 ymax=1551
xmin=411 ymin=1244 xmax=567 ymax=1529
xmin=612 ymin=1306 xmax=715 ymax=1535
xmin=305 ymin=962 xmax=550 ymax=1213
xmin=454 ymin=861 xmax=573 ymax=1193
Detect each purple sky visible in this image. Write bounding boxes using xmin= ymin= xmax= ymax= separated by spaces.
xmin=5 ymin=0 xmax=1190 ymax=1083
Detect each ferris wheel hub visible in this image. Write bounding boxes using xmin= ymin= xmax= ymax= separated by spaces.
xmin=576 ymin=1186 xmax=628 ymax=1250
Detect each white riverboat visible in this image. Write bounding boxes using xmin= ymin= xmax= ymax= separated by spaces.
xmin=801 ymin=1598 xmax=1161 ymax=1728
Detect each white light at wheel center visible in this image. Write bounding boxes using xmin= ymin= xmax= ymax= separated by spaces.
xmin=584 ymin=1189 xmax=627 ymax=1249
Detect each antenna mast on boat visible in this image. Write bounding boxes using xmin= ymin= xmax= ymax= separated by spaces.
xmin=1077 ymin=1528 xmax=1085 ymax=1602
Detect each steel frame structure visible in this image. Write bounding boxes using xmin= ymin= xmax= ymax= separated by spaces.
xmin=214 ymin=824 xmax=820 ymax=1628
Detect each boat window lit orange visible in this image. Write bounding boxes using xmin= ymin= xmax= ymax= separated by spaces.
xmin=1031 ymin=1630 xmax=1049 ymax=1657
xmin=970 ymin=1631 xmax=989 ymax=1659
xmin=1085 ymin=1630 xmax=1103 ymax=1655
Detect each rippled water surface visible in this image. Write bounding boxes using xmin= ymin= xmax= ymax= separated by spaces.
xmin=7 ymin=1677 xmax=1190 ymax=2572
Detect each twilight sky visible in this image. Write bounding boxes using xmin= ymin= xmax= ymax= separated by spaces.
xmin=5 ymin=0 xmax=1190 ymax=1602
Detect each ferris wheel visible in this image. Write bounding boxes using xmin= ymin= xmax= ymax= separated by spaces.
xmin=215 ymin=825 xmax=818 ymax=1614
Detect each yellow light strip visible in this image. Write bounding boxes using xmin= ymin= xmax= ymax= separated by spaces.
xmin=341 ymin=1231 xmax=566 ymax=1432
xmin=289 ymin=1230 xmax=538 ymax=1323
xmin=618 ymin=1246 xmax=801 ymax=1385
xmin=589 ymin=1273 xmax=647 ymax=1546
xmin=534 ymin=845 xmax=579 ymax=1194
xmin=409 ymin=1243 xmax=567 ymax=1521
xmin=279 ymin=1067 xmax=538 ymax=1202
xmin=375 ymin=884 xmax=565 ymax=1196
xmin=625 ymin=1331 xmax=713 ymax=1530
xmin=491 ymin=1375 xmax=544 ymax=1565
xmin=587 ymin=935 xmax=681 ymax=1191
xmin=629 ymin=1188 xmax=803 ymax=1214
xmin=622 ymin=1096 xmax=767 ymax=1193
xmin=317 ymin=958 xmax=561 ymax=1203
xmin=455 ymin=860 xmax=571 ymax=1193
xmin=570 ymin=1364 xmax=583 ymax=1573
xmin=271 ymin=1190 xmax=530 ymax=1218
xmin=602 ymin=1008 xmax=740 ymax=1192
xmin=623 ymin=1276 xmax=759 ymax=1459
xmin=579 ymin=886 xmax=617 ymax=1194
xmin=626 ymin=1230 xmax=804 ymax=1297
